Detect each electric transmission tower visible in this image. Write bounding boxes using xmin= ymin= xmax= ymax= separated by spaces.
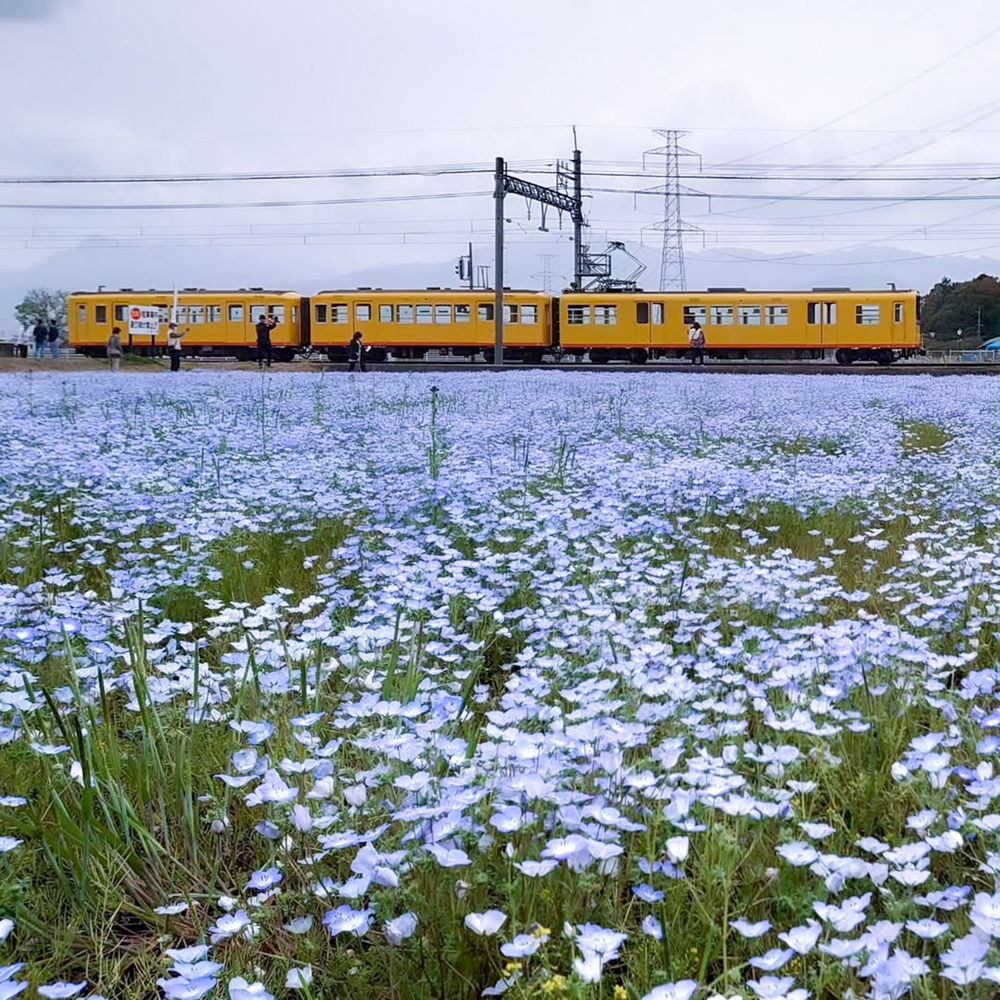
xmin=644 ymin=129 xmax=699 ymax=291
xmin=531 ymin=253 xmax=562 ymax=293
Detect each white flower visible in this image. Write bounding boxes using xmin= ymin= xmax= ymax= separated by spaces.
xmin=385 ymin=912 xmax=418 ymax=946
xmin=464 ymin=910 xmax=508 ymax=936
xmin=284 ymin=967 xmax=313 ymax=990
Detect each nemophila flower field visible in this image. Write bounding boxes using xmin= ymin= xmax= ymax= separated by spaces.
xmin=2 ymin=369 xmax=1000 ymax=1000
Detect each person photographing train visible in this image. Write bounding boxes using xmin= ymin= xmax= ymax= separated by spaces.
xmin=256 ymin=312 xmax=278 ymax=368
xmin=687 ymin=319 xmax=706 ymax=365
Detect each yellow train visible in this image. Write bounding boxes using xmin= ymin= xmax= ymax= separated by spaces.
xmin=69 ymin=289 xmax=303 ymax=362
xmin=68 ymin=286 xmax=922 ymax=366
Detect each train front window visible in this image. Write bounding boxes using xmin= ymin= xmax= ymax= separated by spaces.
xmin=710 ymin=306 xmax=733 ymax=326
xmin=683 ymin=305 xmax=706 ymax=326
xmin=856 ymin=304 xmax=880 ymax=325
xmin=737 ymin=306 xmax=761 ymax=326
xmin=766 ymin=306 xmax=788 ymax=325
xmin=567 ymin=305 xmax=590 ymax=325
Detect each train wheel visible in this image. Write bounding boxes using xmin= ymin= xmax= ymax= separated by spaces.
xmin=629 ymin=348 xmax=648 ymax=365
xmin=876 ymin=348 xmax=894 ymax=366
xmin=590 ymin=348 xmax=610 ymax=364
xmin=484 ymin=348 xmax=495 ymax=364
xmin=835 ymin=348 xmax=854 ymax=366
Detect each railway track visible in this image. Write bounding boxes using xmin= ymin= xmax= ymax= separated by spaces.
xmin=315 ymin=360 xmax=1000 ymax=376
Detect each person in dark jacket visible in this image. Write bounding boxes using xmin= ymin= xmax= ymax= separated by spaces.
xmin=256 ymin=313 xmax=277 ymax=368
xmin=33 ymin=319 xmax=48 ymax=359
xmin=347 ymin=330 xmax=366 ymax=372
xmin=47 ymin=320 xmax=61 ymax=359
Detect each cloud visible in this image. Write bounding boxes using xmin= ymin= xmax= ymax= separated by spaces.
xmin=0 ymin=0 xmax=71 ymax=20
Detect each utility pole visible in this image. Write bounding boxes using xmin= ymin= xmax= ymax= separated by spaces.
xmin=573 ymin=147 xmax=583 ymax=290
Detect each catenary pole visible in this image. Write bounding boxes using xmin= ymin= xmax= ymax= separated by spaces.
xmin=494 ymin=156 xmax=505 ymax=367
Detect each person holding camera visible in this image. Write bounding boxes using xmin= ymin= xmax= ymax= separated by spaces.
xmin=347 ymin=330 xmax=366 ymax=372
xmin=167 ymin=322 xmax=186 ymax=372
xmin=256 ymin=312 xmax=277 ymax=368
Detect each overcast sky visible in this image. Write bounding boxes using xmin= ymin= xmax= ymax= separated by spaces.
xmin=3 ymin=0 xmax=1000 ymax=327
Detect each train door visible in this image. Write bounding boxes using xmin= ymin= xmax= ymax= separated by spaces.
xmin=806 ymin=301 xmax=837 ymax=347
xmin=225 ymin=301 xmax=247 ymax=348
xmin=891 ymin=300 xmax=905 ymax=344
xmin=634 ymin=301 xmax=653 ymax=346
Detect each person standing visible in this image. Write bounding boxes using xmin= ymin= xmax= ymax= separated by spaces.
xmin=47 ymin=319 xmax=61 ymax=359
xmin=347 ymin=330 xmax=366 ymax=372
xmin=167 ymin=322 xmax=185 ymax=372
xmin=33 ymin=318 xmax=48 ymax=359
xmin=107 ymin=325 xmax=123 ymax=373
xmin=687 ymin=319 xmax=706 ymax=366
xmin=256 ymin=312 xmax=276 ymax=368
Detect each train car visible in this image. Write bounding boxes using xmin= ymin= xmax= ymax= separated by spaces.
xmin=68 ymin=289 xmax=305 ymax=361
xmin=558 ymin=288 xmax=921 ymax=365
xmin=309 ymin=288 xmax=553 ymax=363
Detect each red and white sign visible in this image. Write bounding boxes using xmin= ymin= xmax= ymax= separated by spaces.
xmin=128 ymin=305 xmax=160 ymax=337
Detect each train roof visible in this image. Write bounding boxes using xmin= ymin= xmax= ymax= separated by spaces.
xmin=70 ymin=288 xmax=300 ymax=296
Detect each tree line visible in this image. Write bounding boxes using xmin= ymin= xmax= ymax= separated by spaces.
xmin=920 ymin=274 xmax=1000 ymax=343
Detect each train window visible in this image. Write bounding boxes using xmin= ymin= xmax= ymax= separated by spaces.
xmin=478 ymin=303 xmax=494 ymax=321
xmin=636 ymin=302 xmax=649 ymax=324
xmin=189 ymin=305 xmax=205 ymax=325
xmin=229 ymin=304 xmax=244 ymax=322
xmin=594 ymin=305 xmax=617 ymax=325
xmin=522 ymin=304 xmax=538 ymax=325
xmin=503 ymin=304 xmax=519 ymax=324
xmin=894 ymin=301 xmax=904 ymax=323
xmin=77 ymin=303 xmax=87 ymax=324
xmin=765 ymin=306 xmax=789 ymax=325
xmin=270 ymin=306 xmax=286 ymax=324
xmin=380 ymin=305 xmax=393 ymax=322
xmin=292 ymin=307 xmax=297 ymax=323
xmin=823 ymin=302 xmax=837 ymax=324
xmin=209 ymin=306 xmax=222 ymax=323
xmin=416 ymin=305 xmax=433 ymax=324
xmin=456 ymin=304 xmax=471 ymax=323
xmin=856 ymin=304 xmax=880 ymax=325
xmin=315 ymin=304 xmax=327 ymax=323
xmin=567 ymin=305 xmax=590 ymax=325
xmin=652 ymin=303 xmax=665 ymax=325
xmin=158 ymin=306 xmax=171 ymax=323
xmin=330 ymin=305 xmax=349 ymax=324
xmin=356 ymin=304 xmax=372 ymax=322
xmin=398 ymin=305 xmax=415 ymax=323
xmin=710 ymin=306 xmax=733 ymax=325
xmin=114 ymin=305 xmax=126 ymax=322
xmin=250 ymin=305 xmax=266 ymax=323
xmin=683 ymin=305 xmax=705 ymax=326
xmin=95 ymin=305 xmax=108 ymax=324
xmin=173 ymin=305 xmax=188 ymax=323
xmin=435 ymin=305 xmax=451 ymax=324
xmin=737 ymin=306 xmax=761 ymax=325
xmin=807 ymin=303 xmax=819 ymax=324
